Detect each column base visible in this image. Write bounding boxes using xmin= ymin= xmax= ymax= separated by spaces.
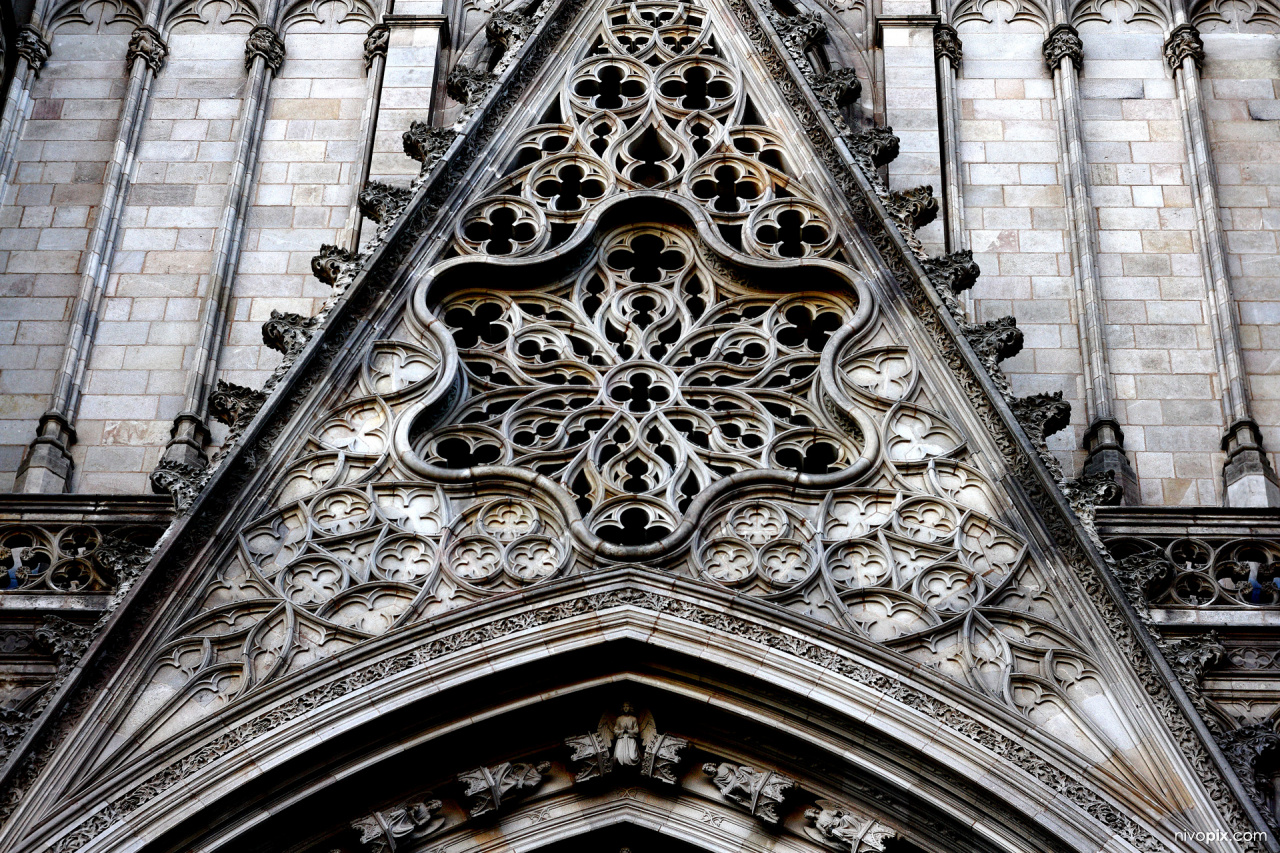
xmin=1222 ymin=419 xmax=1280 ymax=508
xmin=14 ymin=412 xmax=76 ymax=494
xmin=1083 ymin=417 xmax=1139 ymax=505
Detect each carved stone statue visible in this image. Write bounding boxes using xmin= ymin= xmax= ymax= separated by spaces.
xmin=565 ymin=705 xmax=687 ymax=784
xmin=352 ymin=798 xmax=444 ymax=853
xmin=457 ymin=760 xmax=551 ymax=816
xmin=702 ymin=761 xmax=793 ymax=823
xmin=612 ymin=702 xmax=640 ymax=766
xmin=804 ymin=801 xmax=894 ymax=851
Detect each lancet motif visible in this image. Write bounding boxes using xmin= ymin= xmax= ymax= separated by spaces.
xmin=109 ymin=0 xmax=1146 ymax=787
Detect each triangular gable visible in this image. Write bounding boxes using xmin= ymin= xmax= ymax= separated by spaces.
xmin=0 ymin=0 xmax=1260 ymax=848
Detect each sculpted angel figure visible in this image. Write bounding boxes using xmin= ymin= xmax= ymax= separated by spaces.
xmin=612 ymin=702 xmax=641 ymax=766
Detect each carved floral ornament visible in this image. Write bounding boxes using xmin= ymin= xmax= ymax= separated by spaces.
xmin=351 ymin=704 xmax=897 ymax=853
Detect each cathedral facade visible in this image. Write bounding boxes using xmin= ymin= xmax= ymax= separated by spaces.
xmin=0 ymin=0 xmax=1277 ymax=850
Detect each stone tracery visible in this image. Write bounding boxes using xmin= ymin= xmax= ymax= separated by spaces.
xmin=110 ymin=0 xmax=1140 ymax=785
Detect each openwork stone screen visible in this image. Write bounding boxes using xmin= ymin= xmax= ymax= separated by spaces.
xmin=111 ymin=0 xmax=1136 ymax=780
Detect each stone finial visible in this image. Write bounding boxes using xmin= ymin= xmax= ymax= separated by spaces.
xmin=358 ymin=181 xmax=413 ymax=225
xmin=1011 ymin=391 xmax=1071 ymax=447
xmin=486 ymin=10 xmax=533 ymax=49
xmin=262 ymin=310 xmax=320 ymax=359
xmin=1042 ymin=23 xmax=1082 ymax=73
xmin=402 ymin=122 xmax=457 ymax=173
xmin=150 ymin=459 xmax=208 ymax=512
xmin=127 ymin=25 xmax=169 ymax=74
xmin=768 ymin=9 xmax=826 ymax=54
xmin=364 ymin=22 xmax=389 ymax=70
xmin=812 ymin=68 xmax=862 ymax=114
xmin=933 ymin=22 xmax=962 ymax=65
xmin=922 ymin=249 xmax=980 ymax=294
xmin=884 ymin=186 xmax=939 ymax=230
xmin=245 ymin=24 xmax=285 ymax=73
xmin=1163 ymin=22 xmax=1204 ymax=71
xmin=311 ymin=244 xmax=360 ymax=286
xmin=208 ymin=381 xmax=267 ymax=431
xmin=15 ymin=26 xmax=51 ymax=76
xmin=446 ymin=66 xmax=498 ymax=105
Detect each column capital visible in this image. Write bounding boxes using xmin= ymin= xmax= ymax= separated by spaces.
xmin=934 ymin=22 xmax=962 ymax=65
xmin=1163 ymin=22 xmax=1204 ymax=70
xmin=245 ymin=24 xmax=285 ymax=73
xmin=364 ymin=22 xmax=389 ymax=70
xmin=15 ymin=26 xmax=51 ymax=76
xmin=127 ymin=25 xmax=169 ymax=74
xmin=1042 ymin=23 xmax=1082 ymax=73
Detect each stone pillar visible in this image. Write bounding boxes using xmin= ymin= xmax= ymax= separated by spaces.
xmin=876 ymin=15 xmax=944 ymax=256
xmin=1042 ymin=22 xmax=1138 ymax=502
xmin=1164 ymin=23 xmax=1280 ymax=507
xmin=368 ymin=9 xmax=448 ymax=185
xmin=15 ymin=22 xmax=168 ymax=493
xmin=157 ymin=24 xmax=286 ymax=475
xmin=933 ymin=22 xmax=966 ymax=255
xmin=342 ymin=21 xmax=391 ymax=250
xmin=0 ymin=26 xmax=51 ymax=192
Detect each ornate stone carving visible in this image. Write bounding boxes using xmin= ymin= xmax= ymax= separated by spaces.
xmin=962 ymin=317 xmax=1023 ymax=378
xmin=244 ymin=24 xmax=285 ymax=73
xmin=352 ymin=798 xmax=444 ymax=853
xmin=311 ymin=244 xmax=360 ymax=287
xmin=1111 ymin=551 xmax=1172 ymax=617
xmin=126 ymin=25 xmax=168 ymax=74
xmin=1063 ymin=470 xmax=1123 ymax=513
xmin=933 ymin=23 xmax=961 ymax=65
xmin=262 ymin=310 xmax=321 ymax=360
xmin=359 ymin=181 xmax=414 ymax=230
xmin=15 ymin=26 xmax=51 ymax=76
xmin=1105 ymin=534 xmax=1280 ymax=609
xmin=446 ymin=65 xmax=499 ymax=105
xmin=1216 ymin=724 xmax=1280 ymax=832
xmin=486 ymin=10 xmax=533 ymax=49
xmin=208 ymin=380 xmax=267 ymax=442
xmin=0 ymin=708 xmax=32 ymax=764
xmin=767 ymin=9 xmax=826 ymax=56
xmin=457 ymin=761 xmax=551 ymax=817
xmin=402 ymin=123 xmax=457 ymax=175
xmin=846 ymin=126 xmax=899 ymax=169
xmin=364 ymin=22 xmax=389 ymax=70
xmin=1041 ymin=24 xmax=1082 ymax=73
xmin=884 ymin=186 xmax=938 ymax=230
xmin=0 ymin=526 xmax=156 ymax=592
xmin=1157 ymin=632 xmax=1225 ymax=715
xmin=921 ymin=249 xmax=980 ymax=295
xmin=1011 ymin=391 xmax=1070 ymax=448
xmin=702 ymin=761 xmax=793 ymax=823
xmin=149 ymin=459 xmax=208 ymax=513
xmin=1163 ymin=22 xmax=1204 ymax=70
xmin=804 ymin=801 xmax=895 ymax=852
xmin=811 ymin=68 xmax=862 ymax=114
xmin=34 ymin=617 xmax=93 ymax=675
xmin=565 ymin=705 xmax=688 ymax=784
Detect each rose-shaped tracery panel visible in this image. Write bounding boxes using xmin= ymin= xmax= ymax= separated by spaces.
xmin=417 ymin=224 xmax=865 ymax=546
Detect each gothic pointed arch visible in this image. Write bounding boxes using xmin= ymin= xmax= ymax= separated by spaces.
xmin=0 ymin=0 xmax=1264 ymax=848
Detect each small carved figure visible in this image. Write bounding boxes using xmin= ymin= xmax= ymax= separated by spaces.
xmin=458 ymin=760 xmax=551 ymax=816
xmin=701 ymin=761 xmax=793 ymax=823
xmin=352 ymin=798 xmax=444 ymax=853
xmin=612 ymin=702 xmax=641 ymax=766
